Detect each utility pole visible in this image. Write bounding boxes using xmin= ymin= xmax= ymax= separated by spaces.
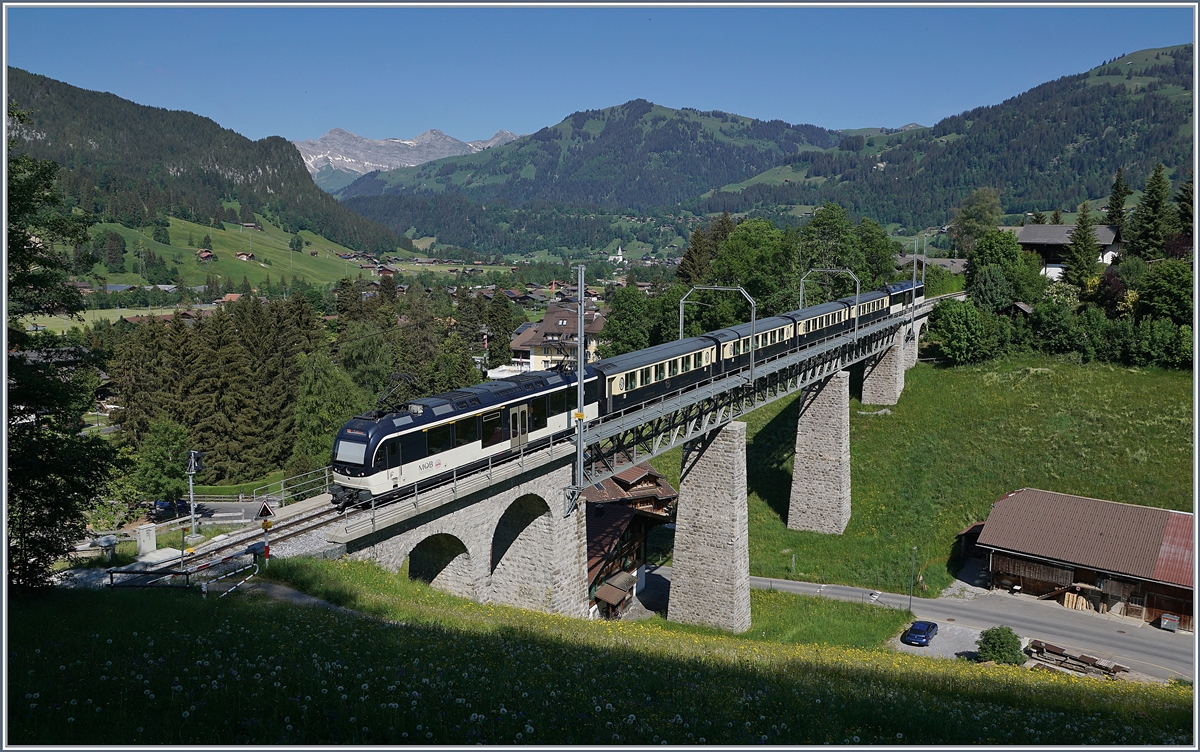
xmin=909 ymin=546 xmax=917 ymax=612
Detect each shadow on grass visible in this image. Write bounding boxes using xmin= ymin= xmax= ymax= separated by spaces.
xmin=745 ymin=393 xmax=803 ymax=523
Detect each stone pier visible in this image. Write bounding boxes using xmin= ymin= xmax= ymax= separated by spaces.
xmin=669 ymin=421 xmax=751 ymax=633
xmin=787 ymin=370 xmax=851 ymax=534
xmin=861 ymin=338 xmax=906 ymax=405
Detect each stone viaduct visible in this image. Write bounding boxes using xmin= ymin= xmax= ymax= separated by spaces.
xmin=323 ymin=321 xmax=926 ymax=635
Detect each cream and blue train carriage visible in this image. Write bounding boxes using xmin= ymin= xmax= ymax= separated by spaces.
xmin=329 ymin=370 xmax=600 ymax=509
xmin=592 ymin=336 xmax=718 ymax=414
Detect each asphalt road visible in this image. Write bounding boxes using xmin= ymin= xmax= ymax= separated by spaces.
xmin=648 ymin=565 xmax=1194 ymax=682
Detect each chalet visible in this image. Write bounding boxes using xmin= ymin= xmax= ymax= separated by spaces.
xmin=974 ymin=488 xmax=1193 ymax=631
xmin=215 ymin=293 xmax=243 ymax=305
xmin=235 ymin=251 xmax=254 ymax=261
xmin=310 ymin=250 xmax=319 ymax=256
xmin=196 ymin=250 xmax=214 ymax=262
xmin=509 ymin=301 xmax=607 ymax=371
xmin=240 ymin=222 xmax=262 ymax=231
xmin=1001 ymin=225 xmax=1122 ymax=280
xmin=583 ymin=464 xmax=678 ymax=619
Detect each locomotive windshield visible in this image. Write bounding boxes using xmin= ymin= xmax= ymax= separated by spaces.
xmin=333 ymin=439 xmax=368 ymax=465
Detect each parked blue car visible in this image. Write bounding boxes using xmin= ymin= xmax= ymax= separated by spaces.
xmin=901 ymin=620 xmax=938 ymax=646
xmin=154 ymin=499 xmax=189 ymax=518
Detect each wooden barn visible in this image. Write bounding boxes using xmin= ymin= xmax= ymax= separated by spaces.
xmin=976 ymin=488 xmax=1193 ymax=631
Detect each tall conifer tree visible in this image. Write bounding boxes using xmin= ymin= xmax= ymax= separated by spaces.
xmin=1104 ymin=167 xmax=1133 ymax=238
xmin=1127 ymin=163 xmax=1175 ymax=259
xmin=1064 ymin=201 xmax=1101 ymax=289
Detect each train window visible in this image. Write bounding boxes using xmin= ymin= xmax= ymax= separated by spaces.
xmin=640 ymin=367 xmax=651 ymax=387
xmin=624 ymin=372 xmax=636 ymax=391
xmin=731 ymin=340 xmax=740 ymax=357
xmin=455 ymin=416 xmax=480 ymax=447
xmin=481 ymin=411 xmax=505 ymax=448
xmin=334 ymin=439 xmax=367 ymax=465
xmin=655 ymin=363 xmax=665 ymax=381
xmin=551 ymin=388 xmax=568 ymax=415
xmin=770 ymin=330 xmax=777 ymax=344
xmin=530 ymin=395 xmax=548 ymax=430
xmin=680 ymin=355 xmax=691 ymax=373
xmin=695 ymin=352 xmax=705 ymax=369
xmin=585 ymin=379 xmax=598 ymax=405
xmin=742 ymin=338 xmax=749 ymax=353
xmin=426 ymin=423 xmax=453 ymax=456
xmin=669 ymin=359 xmax=679 ymax=377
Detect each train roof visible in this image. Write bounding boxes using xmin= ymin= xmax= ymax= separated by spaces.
xmin=779 ymin=300 xmax=848 ymax=322
xmin=886 ymin=280 xmax=923 ymax=293
xmin=343 ymin=368 xmax=595 ymax=432
xmin=593 ymin=336 xmax=714 ymax=374
xmin=708 ymin=314 xmax=797 ymax=342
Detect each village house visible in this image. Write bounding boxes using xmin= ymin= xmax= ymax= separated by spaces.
xmin=970 ymin=488 xmax=1193 ymax=631
xmin=582 ymin=464 xmax=678 ymax=619
xmin=1000 ymin=225 xmax=1122 ymax=280
xmin=509 ymin=301 xmax=607 ymax=371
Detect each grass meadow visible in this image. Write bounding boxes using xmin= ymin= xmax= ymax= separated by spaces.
xmin=649 ymin=354 xmax=1193 ymax=594
xmin=10 ymin=559 xmax=1192 ymax=745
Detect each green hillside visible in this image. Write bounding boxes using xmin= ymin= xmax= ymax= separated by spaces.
xmin=336 ymin=100 xmax=838 ymax=210
xmin=696 ymin=44 xmax=1193 ymax=230
xmin=8 ymin=67 xmax=407 ymax=256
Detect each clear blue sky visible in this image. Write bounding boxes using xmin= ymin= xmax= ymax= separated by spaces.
xmin=6 ymin=6 xmax=1194 ymax=143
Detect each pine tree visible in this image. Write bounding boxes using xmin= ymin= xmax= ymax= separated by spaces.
xmin=485 ymin=292 xmax=520 ymax=367
xmin=1064 ymin=201 xmax=1101 ymax=289
xmin=110 ymin=320 xmax=170 ymax=446
xmin=1165 ymin=172 xmax=1194 ymax=259
xmin=453 ymin=285 xmax=484 ymax=348
xmin=190 ymin=307 xmax=256 ymax=483
xmin=1050 ymin=208 xmax=1064 ymax=225
xmin=201 ymin=233 xmax=212 ymax=250
xmin=1126 ymin=163 xmax=1175 ymax=259
xmin=286 ymin=350 xmax=369 ymax=475
xmin=1030 ymin=210 xmax=1047 ymax=224
xmin=1104 ymin=167 xmax=1133 ymax=238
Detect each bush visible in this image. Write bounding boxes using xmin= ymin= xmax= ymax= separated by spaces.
xmin=968 ymin=264 xmax=1014 ymax=314
xmin=977 ymin=625 xmax=1026 ymax=665
xmin=930 ymin=299 xmax=992 ymax=365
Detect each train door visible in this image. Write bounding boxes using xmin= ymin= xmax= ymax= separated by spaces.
xmin=509 ymin=404 xmax=529 ymax=448
xmin=385 ymin=438 xmax=402 ymax=488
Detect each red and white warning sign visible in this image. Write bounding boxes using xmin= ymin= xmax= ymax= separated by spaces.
xmin=257 ymin=501 xmax=275 ymax=519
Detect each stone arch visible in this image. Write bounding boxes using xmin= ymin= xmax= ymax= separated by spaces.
xmin=406 ymin=533 xmax=475 ymax=599
xmin=489 ymin=493 xmax=554 ymax=609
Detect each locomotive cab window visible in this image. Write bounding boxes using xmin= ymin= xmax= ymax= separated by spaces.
xmin=334 ymin=439 xmax=367 ymax=465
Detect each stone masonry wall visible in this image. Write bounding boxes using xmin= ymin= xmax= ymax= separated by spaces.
xmin=787 ymin=370 xmax=851 ymax=534
xmin=669 ymin=421 xmax=751 ymax=633
xmin=346 ymin=463 xmax=589 ymax=617
xmin=861 ymin=337 xmax=905 ymax=405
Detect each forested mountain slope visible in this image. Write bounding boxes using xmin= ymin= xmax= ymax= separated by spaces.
xmin=335 ymin=99 xmax=838 ymax=210
xmin=8 ymin=68 xmax=405 ymax=255
xmin=695 ymin=45 xmax=1193 ymax=228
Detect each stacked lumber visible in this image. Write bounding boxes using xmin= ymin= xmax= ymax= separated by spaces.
xmin=1026 ymin=639 xmax=1129 ymax=676
xmin=1062 ymin=591 xmax=1098 ymax=611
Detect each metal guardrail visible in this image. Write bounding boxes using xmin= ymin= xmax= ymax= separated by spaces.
xmin=252 ymin=467 xmax=332 ymax=507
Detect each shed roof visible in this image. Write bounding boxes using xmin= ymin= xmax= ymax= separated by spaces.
xmin=976 ymin=488 xmax=1193 ymax=589
xmin=595 ymin=583 xmax=630 ymax=606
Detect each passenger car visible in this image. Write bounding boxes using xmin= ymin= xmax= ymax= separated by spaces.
xmin=901 ymin=620 xmax=938 ymax=646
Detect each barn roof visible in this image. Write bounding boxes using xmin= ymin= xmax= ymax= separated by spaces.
xmin=976 ymin=488 xmax=1193 ymax=589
